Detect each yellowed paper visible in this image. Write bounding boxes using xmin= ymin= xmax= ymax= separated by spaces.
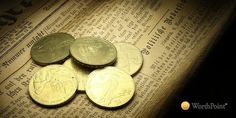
xmin=0 ymin=0 xmax=235 ymax=117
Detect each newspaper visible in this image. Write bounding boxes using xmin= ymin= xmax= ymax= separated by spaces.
xmin=0 ymin=0 xmax=235 ymax=117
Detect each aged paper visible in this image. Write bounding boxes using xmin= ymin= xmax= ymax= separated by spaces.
xmin=0 ymin=0 xmax=235 ymax=117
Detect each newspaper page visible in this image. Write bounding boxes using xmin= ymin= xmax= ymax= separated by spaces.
xmin=0 ymin=0 xmax=235 ymax=117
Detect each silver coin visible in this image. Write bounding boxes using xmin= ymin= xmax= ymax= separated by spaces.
xmin=63 ymin=58 xmax=92 ymax=91
xmin=114 ymin=43 xmax=143 ymax=75
xmin=31 ymin=32 xmax=75 ymax=65
xmin=29 ymin=65 xmax=77 ymax=106
xmin=86 ymin=67 xmax=135 ymax=108
xmin=70 ymin=37 xmax=117 ymax=68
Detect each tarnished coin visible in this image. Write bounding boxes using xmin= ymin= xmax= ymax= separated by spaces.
xmin=29 ymin=65 xmax=77 ymax=106
xmin=31 ymin=32 xmax=75 ymax=66
xmin=63 ymin=58 xmax=92 ymax=91
xmin=114 ymin=43 xmax=143 ymax=75
xmin=70 ymin=37 xmax=117 ymax=68
xmin=86 ymin=67 xmax=135 ymax=108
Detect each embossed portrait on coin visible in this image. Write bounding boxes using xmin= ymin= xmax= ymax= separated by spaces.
xmin=95 ymin=74 xmax=119 ymax=106
xmin=79 ymin=41 xmax=107 ymax=61
xmin=33 ymin=69 xmax=67 ymax=98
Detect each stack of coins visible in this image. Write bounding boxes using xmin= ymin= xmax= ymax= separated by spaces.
xmin=29 ymin=32 xmax=143 ymax=108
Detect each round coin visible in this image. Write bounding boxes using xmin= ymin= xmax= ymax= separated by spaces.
xmin=114 ymin=43 xmax=143 ymax=75
xmin=29 ymin=65 xmax=77 ymax=106
xmin=31 ymin=32 xmax=75 ymax=66
xmin=70 ymin=37 xmax=117 ymax=68
xmin=63 ymin=58 xmax=92 ymax=91
xmin=86 ymin=67 xmax=135 ymax=108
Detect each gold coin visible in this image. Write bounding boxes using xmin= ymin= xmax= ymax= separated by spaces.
xmin=29 ymin=65 xmax=77 ymax=106
xmin=114 ymin=43 xmax=143 ymax=75
xmin=31 ymin=32 xmax=75 ymax=66
xmin=86 ymin=67 xmax=135 ymax=108
xmin=70 ymin=37 xmax=117 ymax=68
xmin=63 ymin=58 xmax=92 ymax=91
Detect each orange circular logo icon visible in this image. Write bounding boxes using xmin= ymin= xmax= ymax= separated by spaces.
xmin=181 ymin=101 xmax=190 ymax=110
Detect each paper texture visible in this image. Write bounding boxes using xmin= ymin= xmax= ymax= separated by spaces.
xmin=0 ymin=0 xmax=235 ymax=117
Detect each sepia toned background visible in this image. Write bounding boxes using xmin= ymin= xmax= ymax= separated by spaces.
xmin=1 ymin=0 xmax=235 ymax=117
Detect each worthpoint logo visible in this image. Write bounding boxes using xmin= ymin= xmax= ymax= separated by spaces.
xmin=181 ymin=101 xmax=228 ymax=110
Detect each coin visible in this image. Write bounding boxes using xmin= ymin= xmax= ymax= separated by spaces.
xmin=70 ymin=37 xmax=117 ymax=68
xmin=29 ymin=65 xmax=77 ymax=106
xmin=63 ymin=58 xmax=92 ymax=91
xmin=86 ymin=67 xmax=135 ymax=108
xmin=114 ymin=43 xmax=143 ymax=75
xmin=31 ymin=32 xmax=75 ymax=66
